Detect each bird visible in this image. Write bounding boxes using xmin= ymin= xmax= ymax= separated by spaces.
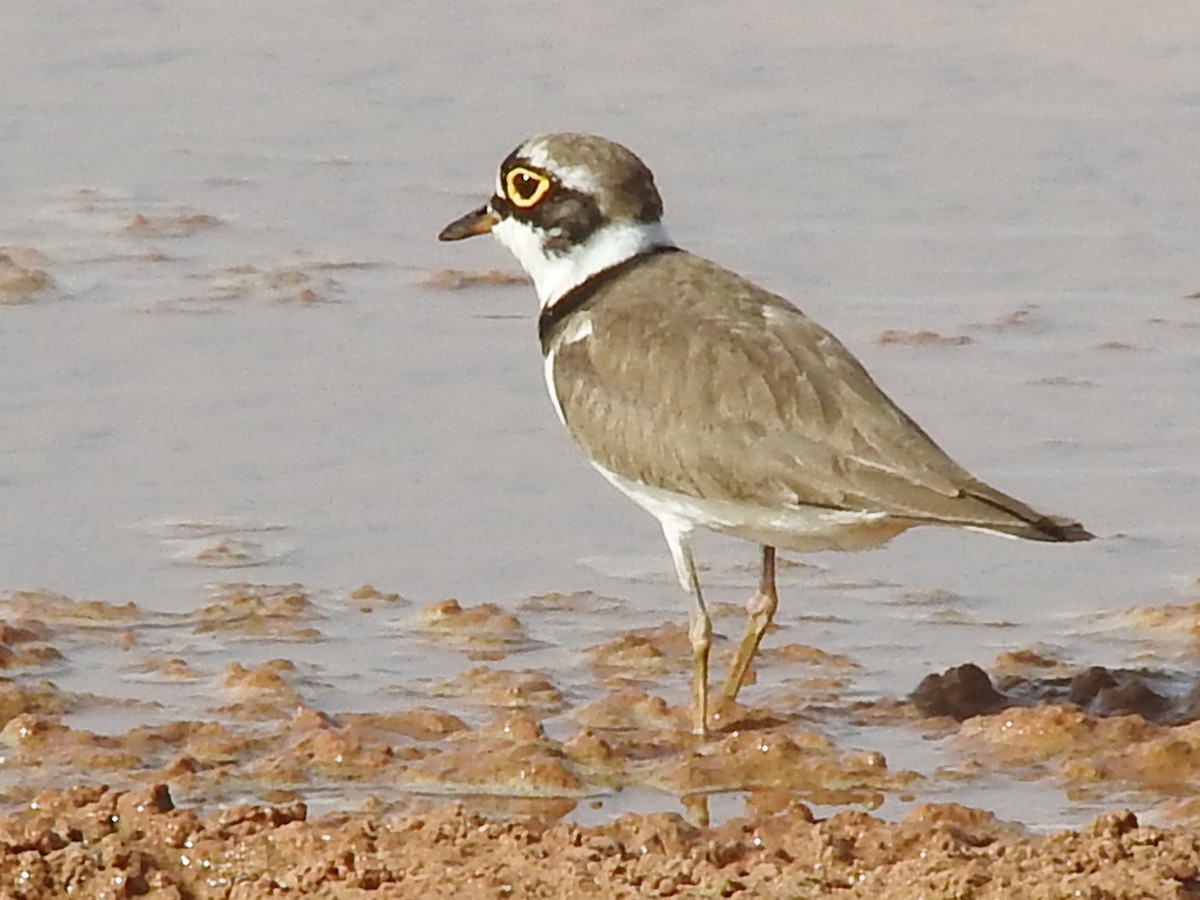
xmin=438 ymin=132 xmax=1093 ymax=737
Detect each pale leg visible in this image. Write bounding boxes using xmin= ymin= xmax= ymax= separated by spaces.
xmin=719 ymin=545 xmax=779 ymax=710
xmin=661 ymin=521 xmax=712 ymax=737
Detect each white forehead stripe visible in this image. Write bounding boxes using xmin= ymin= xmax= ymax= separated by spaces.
xmin=519 ymin=138 xmax=553 ymax=169
xmin=517 ymin=139 xmax=601 ymax=195
xmin=552 ymin=163 xmax=602 ymax=195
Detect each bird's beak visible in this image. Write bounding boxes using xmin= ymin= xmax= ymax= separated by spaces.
xmin=438 ymin=205 xmax=499 ymax=242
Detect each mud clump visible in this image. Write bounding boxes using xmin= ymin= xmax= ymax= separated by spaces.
xmin=419 ymin=268 xmax=529 ymax=290
xmin=587 ymin=622 xmax=693 ymax=682
xmin=875 ymin=328 xmax=973 ymax=346
xmin=418 ymin=599 xmax=532 ymax=656
xmin=0 ymin=249 xmax=53 ymax=304
xmin=910 ymin=663 xmax=1008 ymax=720
xmin=191 ymin=583 xmax=320 ymax=640
xmin=911 ymin=661 xmax=1196 ymax=727
xmin=0 ymin=620 xmax=61 ymax=670
xmin=1068 ymin=665 xmax=1174 ymax=721
xmin=125 ymin=211 xmax=221 ymax=237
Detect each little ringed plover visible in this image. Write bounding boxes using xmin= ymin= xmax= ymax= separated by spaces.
xmin=438 ymin=132 xmax=1093 ymax=737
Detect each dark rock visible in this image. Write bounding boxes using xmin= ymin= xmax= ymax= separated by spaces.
xmin=910 ymin=664 xmax=1008 ymax=721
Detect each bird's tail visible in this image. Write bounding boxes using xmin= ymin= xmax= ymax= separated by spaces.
xmin=958 ymin=483 xmax=1094 ymax=542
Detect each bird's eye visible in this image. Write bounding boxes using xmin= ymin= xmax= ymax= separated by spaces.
xmin=505 ymin=167 xmax=552 ymax=209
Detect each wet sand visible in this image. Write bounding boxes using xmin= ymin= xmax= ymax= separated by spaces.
xmin=4 ymin=589 xmax=1200 ymax=896
xmin=4 ymin=1 xmax=1200 ymax=895
xmin=4 ymin=785 xmax=1199 ymax=898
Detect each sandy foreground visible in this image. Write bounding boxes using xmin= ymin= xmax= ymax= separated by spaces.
xmin=3 ymin=587 xmax=1200 ymax=899
xmin=1 ymin=784 xmax=1198 ymax=899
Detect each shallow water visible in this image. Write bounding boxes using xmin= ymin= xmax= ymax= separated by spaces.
xmin=2 ymin=1 xmax=1198 ymax=827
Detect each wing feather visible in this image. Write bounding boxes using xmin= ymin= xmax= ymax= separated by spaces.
xmin=550 ymin=252 xmax=1089 ymax=541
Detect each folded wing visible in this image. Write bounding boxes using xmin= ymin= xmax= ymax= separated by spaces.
xmin=550 ymin=252 xmax=1091 ymax=543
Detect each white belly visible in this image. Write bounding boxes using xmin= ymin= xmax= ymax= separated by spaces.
xmin=591 ymin=463 xmax=914 ymax=553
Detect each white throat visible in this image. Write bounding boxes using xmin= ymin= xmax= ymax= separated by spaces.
xmin=491 ymin=217 xmax=674 ymax=309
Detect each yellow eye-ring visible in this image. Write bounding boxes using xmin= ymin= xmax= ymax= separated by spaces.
xmin=505 ymin=167 xmax=552 ymax=209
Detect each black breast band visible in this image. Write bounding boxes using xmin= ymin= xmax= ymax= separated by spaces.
xmin=537 ymin=246 xmax=680 ymax=355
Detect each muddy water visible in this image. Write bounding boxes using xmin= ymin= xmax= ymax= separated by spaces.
xmin=2 ymin=2 xmax=1198 ymax=829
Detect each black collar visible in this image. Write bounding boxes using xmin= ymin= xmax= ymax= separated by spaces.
xmin=537 ymin=246 xmax=680 ymax=355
